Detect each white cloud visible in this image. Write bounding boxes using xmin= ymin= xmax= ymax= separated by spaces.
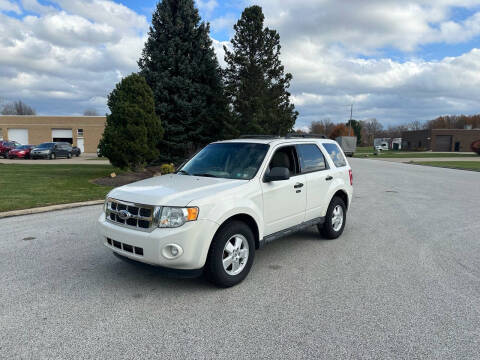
xmin=196 ymin=0 xmax=218 ymax=16
xmin=233 ymin=0 xmax=480 ymax=128
xmin=0 ymin=0 xmax=21 ymax=14
xmin=0 ymin=0 xmax=149 ymax=115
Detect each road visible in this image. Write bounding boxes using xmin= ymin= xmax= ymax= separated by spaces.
xmin=1 ymin=159 xmax=479 ymax=359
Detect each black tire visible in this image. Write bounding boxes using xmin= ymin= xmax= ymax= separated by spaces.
xmin=67 ymin=153 xmax=72 ymax=159
xmin=75 ymin=153 xmax=80 ymax=157
xmin=319 ymin=196 xmax=347 ymax=239
xmin=205 ymin=221 xmax=255 ymax=287
xmin=49 ymin=152 xmax=55 ymax=160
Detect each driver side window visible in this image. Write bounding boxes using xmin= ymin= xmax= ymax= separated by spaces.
xmin=268 ymin=146 xmax=300 ymax=176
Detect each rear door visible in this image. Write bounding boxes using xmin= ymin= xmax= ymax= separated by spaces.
xmin=296 ymin=143 xmax=333 ymax=221
xmin=261 ymin=145 xmax=306 ymax=235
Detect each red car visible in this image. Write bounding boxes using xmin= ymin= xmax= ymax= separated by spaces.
xmin=0 ymin=140 xmax=21 ymax=158
xmin=8 ymin=145 xmax=35 ymax=159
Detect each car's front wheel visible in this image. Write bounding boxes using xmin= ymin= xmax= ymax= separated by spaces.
xmin=205 ymin=221 xmax=255 ymax=287
xmin=319 ymin=196 xmax=347 ymax=239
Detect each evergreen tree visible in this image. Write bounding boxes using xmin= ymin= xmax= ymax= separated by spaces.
xmin=224 ymin=6 xmax=298 ymax=136
xmin=138 ymin=0 xmax=228 ymax=164
xmin=346 ymin=119 xmax=362 ymax=145
xmin=100 ymin=73 xmax=163 ymax=170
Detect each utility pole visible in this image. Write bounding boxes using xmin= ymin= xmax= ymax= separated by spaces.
xmin=344 ymin=103 xmax=353 ymax=136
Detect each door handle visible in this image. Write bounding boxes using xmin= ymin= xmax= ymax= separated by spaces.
xmin=325 ymin=176 xmax=333 ymax=181
xmin=294 ymin=182 xmax=304 ymax=189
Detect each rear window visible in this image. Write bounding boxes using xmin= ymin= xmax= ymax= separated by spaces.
xmin=297 ymin=144 xmax=327 ymax=173
xmin=323 ymin=143 xmax=346 ymax=167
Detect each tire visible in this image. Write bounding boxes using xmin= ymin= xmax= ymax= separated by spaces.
xmin=49 ymin=152 xmax=55 ymax=160
xmin=75 ymin=153 xmax=80 ymax=157
xmin=205 ymin=221 xmax=255 ymax=287
xmin=67 ymin=153 xmax=72 ymax=159
xmin=319 ymin=196 xmax=347 ymax=239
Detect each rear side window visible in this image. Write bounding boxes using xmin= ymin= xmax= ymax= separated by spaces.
xmin=323 ymin=143 xmax=346 ymax=167
xmin=297 ymin=144 xmax=326 ymax=173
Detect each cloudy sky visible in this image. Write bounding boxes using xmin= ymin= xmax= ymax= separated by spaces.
xmin=1 ymin=0 xmax=480 ymax=130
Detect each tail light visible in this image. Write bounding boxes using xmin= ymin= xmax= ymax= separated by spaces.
xmin=349 ymin=169 xmax=353 ymax=185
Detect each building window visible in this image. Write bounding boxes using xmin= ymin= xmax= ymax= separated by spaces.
xmin=77 ymin=128 xmax=84 ymax=137
xmin=0 ymin=128 xmax=3 ymax=140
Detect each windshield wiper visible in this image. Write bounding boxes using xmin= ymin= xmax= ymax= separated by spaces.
xmin=176 ymin=169 xmax=190 ymax=175
xmin=193 ymin=173 xmax=218 ymax=178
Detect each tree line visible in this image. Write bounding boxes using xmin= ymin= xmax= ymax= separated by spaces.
xmin=101 ymin=1 xmax=297 ymax=170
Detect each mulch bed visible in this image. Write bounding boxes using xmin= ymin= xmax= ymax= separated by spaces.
xmin=92 ymin=166 xmax=165 ymax=187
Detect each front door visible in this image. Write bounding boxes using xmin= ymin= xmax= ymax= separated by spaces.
xmin=261 ymin=145 xmax=306 ymax=235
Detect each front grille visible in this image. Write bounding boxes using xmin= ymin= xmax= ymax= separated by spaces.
xmin=105 ymin=198 xmax=156 ymax=232
xmin=107 ymin=238 xmax=143 ymax=256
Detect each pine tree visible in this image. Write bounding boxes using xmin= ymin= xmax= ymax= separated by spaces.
xmin=138 ymin=0 xmax=228 ymax=164
xmin=224 ymin=6 xmax=298 ymax=136
xmin=100 ymin=73 xmax=163 ymax=170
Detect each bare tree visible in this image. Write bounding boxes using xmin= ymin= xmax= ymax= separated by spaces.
xmin=83 ymin=108 xmax=99 ymax=116
xmin=309 ymin=118 xmax=335 ymax=136
xmin=408 ymin=120 xmax=424 ymax=130
xmin=1 ymin=100 xmax=36 ymax=115
xmin=361 ymin=118 xmax=383 ymax=145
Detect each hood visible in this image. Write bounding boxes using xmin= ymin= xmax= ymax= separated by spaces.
xmin=108 ymin=174 xmax=247 ymax=206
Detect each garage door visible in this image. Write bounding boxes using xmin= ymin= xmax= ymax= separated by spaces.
xmin=52 ymin=129 xmax=73 ymax=144
xmin=436 ymin=135 xmax=452 ymax=151
xmin=8 ymin=128 xmax=29 ymax=144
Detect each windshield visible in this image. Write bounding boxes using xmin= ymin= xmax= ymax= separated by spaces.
xmin=37 ymin=143 xmax=55 ymax=149
xmin=17 ymin=145 xmax=30 ymax=150
xmin=180 ymin=143 xmax=269 ymax=180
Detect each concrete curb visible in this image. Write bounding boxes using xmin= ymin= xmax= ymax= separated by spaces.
xmin=0 ymin=200 xmax=104 ymax=219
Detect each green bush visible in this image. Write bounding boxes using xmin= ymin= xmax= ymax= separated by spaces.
xmin=160 ymin=163 xmax=175 ymax=175
xmin=100 ymin=73 xmax=164 ymax=170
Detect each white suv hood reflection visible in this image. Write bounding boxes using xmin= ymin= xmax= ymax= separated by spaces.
xmin=108 ymin=174 xmax=247 ymax=206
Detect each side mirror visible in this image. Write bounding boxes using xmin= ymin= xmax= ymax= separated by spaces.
xmin=265 ymin=167 xmax=290 ymax=182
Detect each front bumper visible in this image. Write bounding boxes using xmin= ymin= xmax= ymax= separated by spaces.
xmin=98 ymin=213 xmax=219 ymax=270
xmin=31 ymin=153 xmax=49 ymax=159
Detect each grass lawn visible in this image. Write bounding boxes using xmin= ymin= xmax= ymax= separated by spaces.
xmin=354 ymin=151 xmax=478 ymax=158
xmin=411 ymin=161 xmax=480 ymax=172
xmin=355 ymin=146 xmax=373 ymax=153
xmin=0 ymin=164 xmax=119 ymax=212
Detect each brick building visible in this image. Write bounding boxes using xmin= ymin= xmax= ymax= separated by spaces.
xmin=0 ymin=115 xmax=106 ymax=153
xmin=402 ymin=129 xmax=480 ymax=152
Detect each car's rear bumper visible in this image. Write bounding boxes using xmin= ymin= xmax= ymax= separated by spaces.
xmin=98 ymin=213 xmax=219 ymax=270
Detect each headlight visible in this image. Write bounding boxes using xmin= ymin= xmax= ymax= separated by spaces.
xmin=158 ymin=206 xmax=199 ymax=228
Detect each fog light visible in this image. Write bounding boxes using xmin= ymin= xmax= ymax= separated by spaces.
xmin=162 ymin=244 xmax=183 ymax=259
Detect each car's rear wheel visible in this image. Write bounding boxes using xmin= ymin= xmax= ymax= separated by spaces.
xmin=319 ymin=196 xmax=347 ymax=239
xmin=49 ymin=153 xmax=56 ymax=160
xmin=205 ymin=221 xmax=255 ymax=287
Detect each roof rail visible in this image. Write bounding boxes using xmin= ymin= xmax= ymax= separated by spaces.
xmin=238 ymin=135 xmax=281 ymax=139
xmin=285 ymin=133 xmax=327 ymax=139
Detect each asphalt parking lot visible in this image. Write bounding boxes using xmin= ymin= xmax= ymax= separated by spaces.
xmin=1 ymin=158 xmax=479 ymax=359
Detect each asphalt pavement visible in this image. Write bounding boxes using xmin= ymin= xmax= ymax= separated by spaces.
xmin=1 ymin=159 xmax=479 ymax=359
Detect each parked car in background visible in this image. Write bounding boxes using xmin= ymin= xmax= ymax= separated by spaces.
xmin=72 ymin=146 xmax=81 ymax=157
xmin=0 ymin=140 xmax=22 ymax=158
xmin=7 ymin=145 xmax=35 ymax=159
xmin=31 ymin=142 xmax=73 ymax=160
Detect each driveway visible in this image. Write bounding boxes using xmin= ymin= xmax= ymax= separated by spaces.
xmin=1 ymin=158 xmax=479 ymax=359
xmin=0 ymin=153 xmax=110 ymax=165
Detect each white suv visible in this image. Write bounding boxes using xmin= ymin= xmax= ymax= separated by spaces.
xmin=98 ymin=136 xmax=353 ymax=287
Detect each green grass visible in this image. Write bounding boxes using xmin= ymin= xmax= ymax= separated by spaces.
xmin=0 ymin=164 xmax=118 ymax=212
xmin=411 ymin=161 xmax=480 ymax=172
xmin=354 ymin=151 xmax=478 ymax=158
xmin=355 ymin=146 xmax=373 ymax=153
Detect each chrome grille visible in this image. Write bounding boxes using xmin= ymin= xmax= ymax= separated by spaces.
xmin=105 ymin=198 xmax=157 ymax=232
